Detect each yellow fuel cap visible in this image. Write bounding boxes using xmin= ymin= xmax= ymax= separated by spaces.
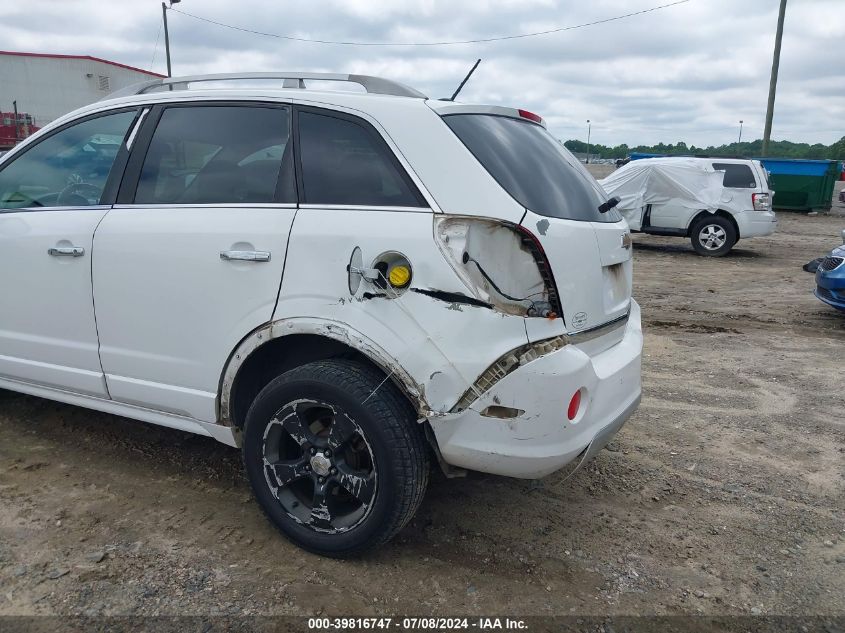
xmin=388 ymin=265 xmax=412 ymax=288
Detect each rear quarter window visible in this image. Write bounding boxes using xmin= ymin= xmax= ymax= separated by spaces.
xmin=444 ymin=114 xmax=619 ymax=222
xmin=713 ymin=162 xmax=757 ymax=188
xmin=297 ymin=110 xmax=425 ymax=208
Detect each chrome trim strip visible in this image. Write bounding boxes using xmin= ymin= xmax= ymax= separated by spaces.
xmin=0 ymin=205 xmax=111 ymax=214
xmin=125 ymin=108 xmax=149 ymax=150
xmin=111 ymin=203 xmax=298 ymax=210
xmin=297 ymin=204 xmax=431 ymax=213
xmin=568 ymin=311 xmax=631 ymax=343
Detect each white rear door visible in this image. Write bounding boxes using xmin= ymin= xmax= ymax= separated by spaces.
xmin=92 ymin=103 xmax=296 ymax=421
xmin=712 ymin=161 xmax=760 ymax=213
xmin=0 ymin=109 xmax=137 ymax=396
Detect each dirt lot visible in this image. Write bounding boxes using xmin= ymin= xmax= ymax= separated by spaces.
xmin=1 ymin=193 xmax=844 ymax=622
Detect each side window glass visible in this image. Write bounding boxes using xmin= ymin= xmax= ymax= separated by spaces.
xmin=0 ymin=110 xmax=135 ymax=209
xmin=298 ymin=111 xmax=424 ymax=207
xmin=713 ymin=163 xmax=756 ymax=188
xmin=134 ymin=106 xmax=292 ymax=205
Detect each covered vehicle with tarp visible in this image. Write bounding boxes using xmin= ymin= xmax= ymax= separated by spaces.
xmin=599 ymin=157 xmax=777 ymax=257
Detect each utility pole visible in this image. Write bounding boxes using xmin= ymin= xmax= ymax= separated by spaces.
xmin=586 ymin=120 xmax=591 ymax=164
xmin=162 ymin=2 xmax=172 ymax=77
xmin=762 ymin=0 xmax=787 ymax=157
xmin=12 ymin=100 xmax=20 ymax=142
xmin=738 ymin=120 xmax=743 ymax=144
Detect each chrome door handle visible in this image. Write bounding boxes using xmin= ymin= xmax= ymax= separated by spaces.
xmin=220 ymin=250 xmax=271 ymax=262
xmin=48 ymin=246 xmax=84 ymax=257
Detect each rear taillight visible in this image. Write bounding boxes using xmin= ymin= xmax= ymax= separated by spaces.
xmin=515 ymin=225 xmax=562 ymax=318
xmin=752 ymin=192 xmax=770 ymax=211
xmin=434 ymin=216 xmax=561 ymax=318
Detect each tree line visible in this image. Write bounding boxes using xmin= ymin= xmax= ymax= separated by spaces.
xmin=564 ymin=136 xmax=845 ymax=161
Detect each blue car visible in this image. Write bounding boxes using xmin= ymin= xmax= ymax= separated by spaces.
xmin=815 ymin=230 xmax=845 ymax=311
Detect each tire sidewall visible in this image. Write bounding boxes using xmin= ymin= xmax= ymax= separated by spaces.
xmin=243 ymin=372 xmax=403 ymax=555
xmin=692 ymin=216 xmax=736 ymax=257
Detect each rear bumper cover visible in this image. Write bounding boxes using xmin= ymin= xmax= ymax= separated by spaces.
xmin=429 ymin=301 xmax=643 ymax=479
xmin=734 ymin=209 xmax=777 ymax=238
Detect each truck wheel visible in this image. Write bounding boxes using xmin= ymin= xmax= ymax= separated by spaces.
xmin=690 ymin=215 xmax=737 ymax=257
xmin=242 ymin=359 xmax=429 ymax=557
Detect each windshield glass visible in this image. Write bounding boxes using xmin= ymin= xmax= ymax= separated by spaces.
xmin=444 ymin=114 xmax=620 ymax=222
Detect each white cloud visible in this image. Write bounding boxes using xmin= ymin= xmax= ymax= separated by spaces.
xmin=0 ymin=0 xmax=840 ymax=146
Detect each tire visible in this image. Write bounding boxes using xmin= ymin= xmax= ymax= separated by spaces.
xmin=242 ymin=359 xmax=429 ymax=557
xmin=690 ymin=215 xmax=737 ymax=257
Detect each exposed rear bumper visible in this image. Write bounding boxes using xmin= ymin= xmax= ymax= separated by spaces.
xmin=429 ymin=301 xmax=643 ymax=479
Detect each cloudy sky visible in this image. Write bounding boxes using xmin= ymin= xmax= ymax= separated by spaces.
xmin=1 ymin=0 xmax=841 ymax=147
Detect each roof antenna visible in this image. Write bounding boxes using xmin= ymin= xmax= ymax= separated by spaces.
xmin=446 ymin=59 xmax=481 ymax=101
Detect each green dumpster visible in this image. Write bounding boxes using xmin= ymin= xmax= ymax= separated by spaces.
xmin=759 ymin=159 xmax=838 ymax=211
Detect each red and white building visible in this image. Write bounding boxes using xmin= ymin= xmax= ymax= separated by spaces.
xmin=0 ymin=51 xmax=163 ymax=148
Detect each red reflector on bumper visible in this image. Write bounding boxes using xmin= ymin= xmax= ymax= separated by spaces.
xmin=567 ymin=390 xmax=582 ymax=421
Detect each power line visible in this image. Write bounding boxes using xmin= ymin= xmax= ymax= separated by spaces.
xmin=150 ymin=17 xmax=162 ymax=71
xmin=169 ymin=1 xmax=691 ymax=47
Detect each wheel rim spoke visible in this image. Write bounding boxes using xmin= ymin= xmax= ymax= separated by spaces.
xmin=327 ymin=413 xmax=358 ymax=450
xmin=267 ymin=457 xmax=310 ymax=488
xmin=335 ymin=463 xmax=376 ymax=506
xmin=275 ymin=407 xmax=312 ymax=447
xmin=309 ymin=480 xmax=334 ymax=529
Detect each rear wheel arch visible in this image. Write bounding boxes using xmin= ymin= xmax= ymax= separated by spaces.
xmin=687 ymin=210 xmax=740 ymax=239
xmin=220 ymin=322 xmax=428 ymax=430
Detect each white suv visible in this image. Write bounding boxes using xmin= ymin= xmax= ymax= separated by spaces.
xmin=0 ymin=73 xmax=642 ymax=556
xmin=601 ymin=156 xmax=777 ymax=256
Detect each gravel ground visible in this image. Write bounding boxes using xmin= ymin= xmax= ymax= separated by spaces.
xmin=1 ymin=193 xmax=843 ymax=622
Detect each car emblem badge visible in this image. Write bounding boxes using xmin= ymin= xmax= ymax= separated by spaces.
xmin=573 ymin=312 xmax=588 ymax=329
xmin=310 ymin=453 xmax=332 ymax=477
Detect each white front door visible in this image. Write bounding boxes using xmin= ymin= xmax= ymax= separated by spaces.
xmin=648 ymin=202 xmax=693 ymax=230
xmin=0 ymin=109 xmax=138 ymax=396
xmin=92 ymin=103 xmax=297 ymax=422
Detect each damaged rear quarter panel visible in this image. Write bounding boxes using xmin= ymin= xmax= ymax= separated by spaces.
xmin=273 ymin=208 xmax=530 ymax=414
